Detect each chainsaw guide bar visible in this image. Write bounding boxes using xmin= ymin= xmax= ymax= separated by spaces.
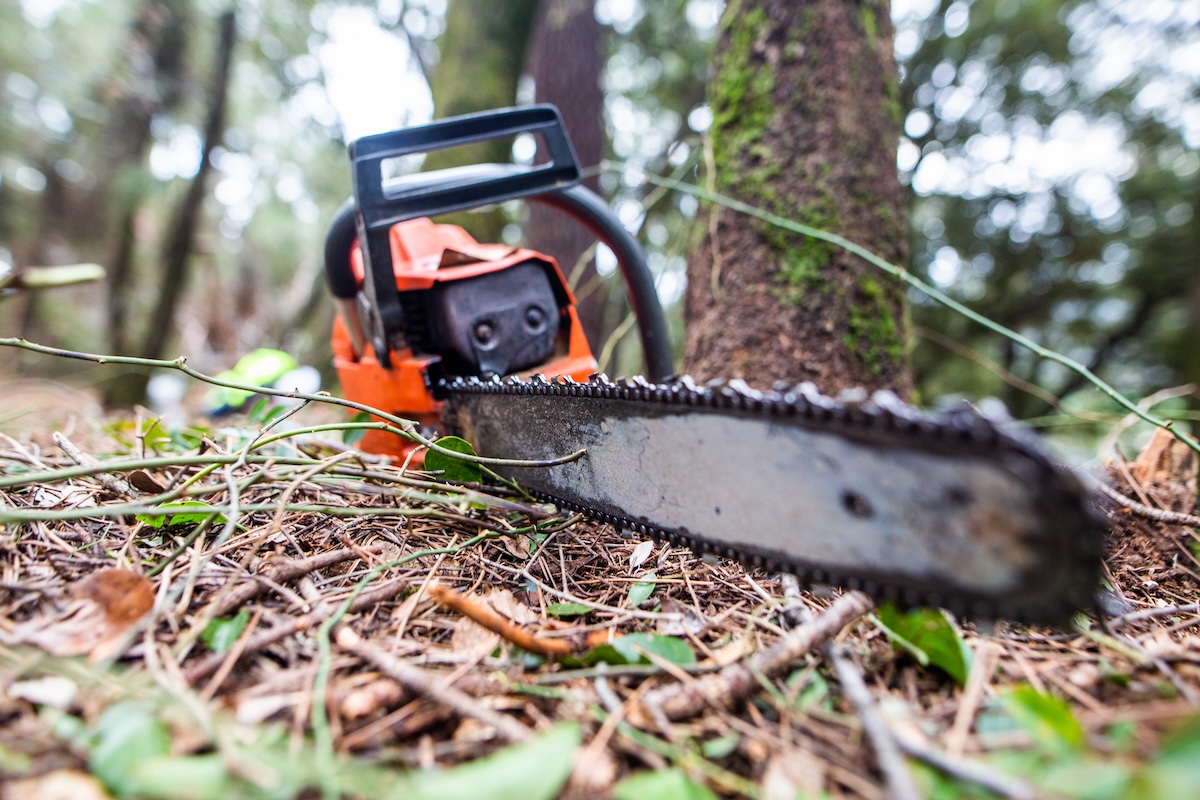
xmin=440 ymin=373 xmax=1104 ymax=625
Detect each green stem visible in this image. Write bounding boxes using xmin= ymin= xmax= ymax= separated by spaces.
xmin=0 ymin=502 xmax=456 ymax=525
xmin=609 ymin=164 xmax=1200 ymax=457
xmin=0 ymin=338 xmax=586 ymax=468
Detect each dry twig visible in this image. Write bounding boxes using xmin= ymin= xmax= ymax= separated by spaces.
xmin=641 ymin=590 xmax=875 ymax=720
xmin=335 ymin=626 xmax=533 ymax=744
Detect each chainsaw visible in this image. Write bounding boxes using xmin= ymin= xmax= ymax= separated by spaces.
xmin=323 ymin=105 xmax=1101 ymax=625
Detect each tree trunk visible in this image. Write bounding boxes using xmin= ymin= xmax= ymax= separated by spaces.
xmin=684 ymin=0 xmax=911 ymax=396
xmin=102 ymin=0 xmax=193 ymax=355
xmin=105 ymin=10 xmax=237 ymax=407
xmin=523 ymin=0 xmax=607 ymax=348
xmin=423 ymin=0 xmax=540 ymax=244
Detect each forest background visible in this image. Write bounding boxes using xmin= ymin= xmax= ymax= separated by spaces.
xmin=0 ymin=0 xmax=1198 ymax=461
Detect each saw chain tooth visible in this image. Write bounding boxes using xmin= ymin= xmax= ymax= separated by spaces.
xmin=726 ymin=379 xmax=762 ymax=401
xmin=836 ymin=387 xmax=869 ymax=405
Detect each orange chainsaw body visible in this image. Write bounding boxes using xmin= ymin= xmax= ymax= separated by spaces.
xmin=332 ymin=217 xmax=598 ymax=460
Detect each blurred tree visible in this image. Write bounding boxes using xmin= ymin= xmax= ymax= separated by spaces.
xmin=524 ymin=0 xmax=606 ymax=347
xmin=106 ymin=9 xmax=237 ymax=407
xmin=102 ymin=0 xmax=194 ymax=356
xmin=422 ymin=0 xmax=539 ymax=243
xmin=685 ymin=0 xmax=912 ymax=393
xmin=0 ymin=0 xmax=355 ymax=397
xmin=899 ymin=0 xmax=1200 ymax=436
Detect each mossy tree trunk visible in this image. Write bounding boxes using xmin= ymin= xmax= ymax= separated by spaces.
xmin=684 ymin=0 xmax=912 ymax=396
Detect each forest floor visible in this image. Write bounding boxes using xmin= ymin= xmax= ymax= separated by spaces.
xmin=0 ymin=387 xmax=1198 ymax=800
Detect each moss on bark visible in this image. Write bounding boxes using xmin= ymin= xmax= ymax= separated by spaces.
xmin=684 ymin=0 xmax=912 ymax=395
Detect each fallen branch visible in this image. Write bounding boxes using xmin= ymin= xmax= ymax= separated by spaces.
xmin=53 ymin=432 xmax=139 ymax=499
xmin=335 ymin=626 xmax=533 ymax=744
xmin=640 ymin=590 xmax=874 ymax=720
xmin=208 ymin=545 xmax=387 ymax=617
xmin=828 ymin=642 xmax=920 ymax=800
xmin=426 ymin=583 xmax=586 ymax=658
xmin=1090 ymin=477 xmax=1200 ymax=527
xmin=891 ymin=724 xmax=1036 ymax=799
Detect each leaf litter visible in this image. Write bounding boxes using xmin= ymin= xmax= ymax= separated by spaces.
xmin=0 ymin=403 xmax=1198 ymax=799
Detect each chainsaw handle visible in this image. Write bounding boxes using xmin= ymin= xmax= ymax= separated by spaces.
xmin=533 ymin=183 xmax=674 ymax=382
xmin=323 ymin=168 xmax=674 ymax=382
xmin=350 ymin=105 xmax=581 ymax=229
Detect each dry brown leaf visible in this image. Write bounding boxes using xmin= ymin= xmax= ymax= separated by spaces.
xmin=1131 ymin=427 xmax=1199 ymax=512
xmin=501 ymin=533 xmax=533 ymax=561
xmin=568 ymin=744 xmax=619 ymax=796
xmin=389 ymin=589 xmax=435 ymax=623
xmin=341 ymin=679 xmax=407 ymax=720
xmin=9 ymin=568 xmax=153 ymax=662
xmin=449 ymin=615 xmax=501 ymax=659
xmin=2 ymin=769 xmax=111 ymax=800
xmin=762 ymin=748 xmax=826 ymax=800
xmin=706 ymin=636 xmax=755 ymax=667
xmin=451 ymin=716 xmax=497 ymax=742
xmin=485 ymin=588 xmax=538 ymax=625
xmin=657 ymin=597 xmax=707 ymax=636
xmin=32 ymin=486 xmax=95 ymax=509
xmin=127 ymin=469 xmax=166 ymax=494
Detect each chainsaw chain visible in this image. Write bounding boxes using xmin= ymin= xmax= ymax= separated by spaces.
xmin=438 ymin=373 xmax=1104 ymax=622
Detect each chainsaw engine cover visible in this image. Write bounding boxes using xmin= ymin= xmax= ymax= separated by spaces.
xmin=426 ymin=259 xmax=561 ymax=376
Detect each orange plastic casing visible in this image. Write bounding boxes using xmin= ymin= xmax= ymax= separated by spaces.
xmin=332 ymin=217 xmax=598 ymax=461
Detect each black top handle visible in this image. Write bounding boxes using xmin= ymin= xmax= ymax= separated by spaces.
xmin=350 ymin=104 xmax=581 ymax=230
xmin=326 ymin=105 xmax=673 ymax=381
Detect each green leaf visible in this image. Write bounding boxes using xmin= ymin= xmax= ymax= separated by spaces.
xmin=875 ymin=604 xmax=971 ymax=685
xmin=627 ymin=571 xmax=656 ymax=608
xmin=614 ymin=768 xmax=718 ymax=800
xmin=1039 ymin=756 xmax=1131 ymax=800
xmin=700 ymin=731 xmax=741 ymax=759
xmin=580 ymin=632 xmax=696 ymax=666
xmin=123 ymin=754 xmax=232 ymax=800
xmin=342 ymin=411 xmax=373 ymax=445
xmin=393 ymin=722 xmax=581 ymax=800
xmin=247 ymin=397 xmax=271 ymax=423
xmin=546 ymin=602 xmax=593 ymax=618
xmin=1156 ymin=713 xmax=1200 ymax=763
xmin=201 ymin=609 xmax=251 ymax=653
xmin=614 ymin=632 xmax=695 ymax=665
xmin=88 ymin=701 xmax=172 ymax=796
xmin=424 ymin=436 xmax=483 ymax=483
xmin=136 ymin=501 xmax=226 ymax=529
xmin=1001 ymin=685 xmax=1084 ymax=755
xmin=787 ymin=670 xmax=832 ymax=711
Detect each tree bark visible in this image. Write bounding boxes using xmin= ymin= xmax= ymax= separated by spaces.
xmin=523 ymin=0 xmax=607 ymax=348
xmin=684 ymin=0 xmax=911 ymax=395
